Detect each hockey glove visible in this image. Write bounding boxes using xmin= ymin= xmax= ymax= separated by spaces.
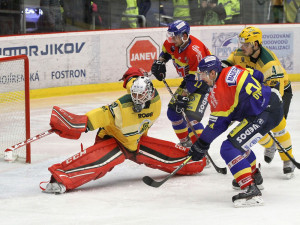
xmin=188 ymin=139 xmax=210 ymax=161
xmin=119 ymin=67 xmax=145 ymax=88
xmin=174 ymin=95 xmax=189 ymax=114
xmin=151 ymin=60 xmax=166 ymax=81
xmin=196 ymin=80 xmax=210 ymax=94
xmin=50 ymin=106 xmax=88 ymax=139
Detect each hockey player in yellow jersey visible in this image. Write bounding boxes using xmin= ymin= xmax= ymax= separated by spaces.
xmin=223 ymin=26 xmax=295 ymax=180
xmin=40 ymin=68 xmax=206 ymax=194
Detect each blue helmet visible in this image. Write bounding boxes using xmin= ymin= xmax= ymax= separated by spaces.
xmin=198 ymin=55 xmax=222 ymax=73
xmin=167 ymin=20 xmax=190 ymax=37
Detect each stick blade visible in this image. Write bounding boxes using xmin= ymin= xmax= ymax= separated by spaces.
xmin=142 ymin=176 xmax=162 ymax=188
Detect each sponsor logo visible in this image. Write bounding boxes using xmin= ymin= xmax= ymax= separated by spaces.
xmin=225 ymin=67 xmax=241 ymax=86
xmin=228 ymin=155 xmax=243 ymax=169
xmin=0 ymin=42 xmax=85 ymax=57
xmin=241 ymin=133 xmax=263 ymax=151
xmin=212 ymin=32 xmax=239 ymax=60
xmin=66 ymin=149 xmax=87 ymax=164
xmin=138 ymin=112 xmax=153 ymax=118
xmin=175 ymin=144 xmax=188 ymax=152
xmin=236 ymin=124 xmax=261 ymax=144
xmin=198 ymin=93 xmax=209 ymax=114
xmin=51 ymin=69 xmax=86 ymax=79
xmin=126 ymin=36 xmax=159 ymax=72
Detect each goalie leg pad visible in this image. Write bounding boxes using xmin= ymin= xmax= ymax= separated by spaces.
xmin=50 ymin=106 xmax=88 ymax=139
xmin=48 ymin=138 xmax=125 ymax=190
xmin=134 ymin=136 xmax=206 ymax=175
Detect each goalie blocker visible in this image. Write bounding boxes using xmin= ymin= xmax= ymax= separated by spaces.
xmin=50 ymin=106 xmax=88 ymax=139
xmin=47 ymin=135 xmax=206 ymax=191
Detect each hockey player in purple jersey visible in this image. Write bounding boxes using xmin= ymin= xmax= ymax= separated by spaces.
xmin=188 ymin=55 xmax=284 ymax=207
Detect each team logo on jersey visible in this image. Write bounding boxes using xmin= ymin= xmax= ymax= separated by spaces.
xmin=225 ymin=67 xmax=242 ymax=86
xmin=138 ymin=119 xmax=151 ymax=134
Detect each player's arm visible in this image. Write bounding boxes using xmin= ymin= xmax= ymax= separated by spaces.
xmin=85 ymin=104 xmax=115 ymax=131
xmin=262 ymin=63 xmax=285 ymax=96
xmin=189 ymin=115 xmax=231 ymax=161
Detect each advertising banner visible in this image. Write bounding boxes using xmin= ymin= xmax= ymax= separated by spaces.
xmin=0 ymin=24 xmax=299 ymax=91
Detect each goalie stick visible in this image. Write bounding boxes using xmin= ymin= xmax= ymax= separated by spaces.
xmin=143 ymin=156 xmax=192 ymax=188
xmin=142 ymin=78 xmax=227 ymax=188
xmin=268 ymin=131 xmax=300 ymax=169
xmin=162 ymin=78 xmax=227 ymax=175
xmin=4 ymin=129 xmax=54 ymax=161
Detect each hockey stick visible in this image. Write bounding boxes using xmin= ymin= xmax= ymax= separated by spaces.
xmin=143 ymin=156 xmax=192 ymax=188
xmin=4 ymin=129 xmax=55 ymax=161
xmin=268 ymin=131 xmax=300 ymax=169
xmin=162 ymin=78 xmax=227 ymax=175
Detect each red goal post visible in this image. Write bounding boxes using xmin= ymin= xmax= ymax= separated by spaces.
xmin=0 ymin=55 xmax=31 ymax=163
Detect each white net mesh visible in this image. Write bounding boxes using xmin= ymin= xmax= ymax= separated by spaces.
xmin=0 ymin=56 xmax=29 ymax=162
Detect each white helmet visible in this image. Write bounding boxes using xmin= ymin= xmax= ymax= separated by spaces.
xmin=130 ymin=77 xmax=154 ymax=112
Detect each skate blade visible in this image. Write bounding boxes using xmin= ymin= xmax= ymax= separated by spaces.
xmin=233 ymin=196 xmax=264 ymax=208
xmin=285 ymin=172 xmax=295 ymax=180
xmin=205 ymin=159 xmax=211 ymax=168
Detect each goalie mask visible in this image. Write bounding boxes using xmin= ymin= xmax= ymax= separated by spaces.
xmin=130 ymin=76 xmax=155 ymax=113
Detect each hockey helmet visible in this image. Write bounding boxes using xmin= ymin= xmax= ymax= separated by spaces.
xmin=198 ymin=55 xmax=222 ymax=74
xmin=130 ymin=76 xmax=154 ymax=112
xmin=239 ymin=26 xmax=263 ymax=46
xmin=167 ymin=20 xmax=190 ymax=43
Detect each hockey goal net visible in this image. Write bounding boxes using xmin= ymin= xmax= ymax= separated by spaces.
xmin=0 ymin=55 xmax=31 ymax=163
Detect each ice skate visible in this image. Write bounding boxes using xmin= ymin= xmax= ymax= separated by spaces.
xmin=283 ymin=160 xmax=296 ymax=179
xmin=41 ymin=182 xmax=66 ymax=194
xmin=232 ymin=183 xmax=264 ymax=208
xmin=264 ymin=141 xmax=277 ymax=163
xmin=178 ymin=137 xmax=193 ymax=148
xmin=232 ymin=168 xmax=264 ymax=190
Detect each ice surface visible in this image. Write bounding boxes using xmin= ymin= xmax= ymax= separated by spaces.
xmin=0 ymin=84 xmax=300 ymax=225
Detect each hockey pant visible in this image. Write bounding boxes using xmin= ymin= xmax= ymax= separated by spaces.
xmin=48 ymin=136 xmax=206 ymax=191
xmin=222 ymin=90 xmax=284 ymax=189
xmin=258 ymin=85 xmax=293 ymax=161
xmin=167 ymin=84 xmax=208 ymax=143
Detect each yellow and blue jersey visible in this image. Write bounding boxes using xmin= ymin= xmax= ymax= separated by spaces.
xmin=200 ymin=66 xmax=271 ymax=144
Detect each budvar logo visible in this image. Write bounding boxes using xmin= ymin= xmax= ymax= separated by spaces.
xmin=126 ymin=36 xmax=159 ymax=72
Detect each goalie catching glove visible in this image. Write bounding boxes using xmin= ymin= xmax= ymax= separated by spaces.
xmin=119 ymin=67 xmax=146 ymax=89
xmin=151 ymin=60 xmax=166 ymax=81
xmin=50 ymin=106 xmax=88 ymax=139
xmin=188 ymin=139 xmax=210 ymax=161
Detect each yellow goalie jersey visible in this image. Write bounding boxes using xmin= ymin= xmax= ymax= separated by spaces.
xmin=226 ymin=46 xmax=290 ymax=96
xmin=85 ymin=90 xmax=161 ymax=151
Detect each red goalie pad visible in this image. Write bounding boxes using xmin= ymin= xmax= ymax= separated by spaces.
xmin=50 ymin=106 xmax=88 ymax=139
xmin=48 ymin=138 xmax=125 ymax=190
xmin=133 ymin=136 xmax=206 ymax=175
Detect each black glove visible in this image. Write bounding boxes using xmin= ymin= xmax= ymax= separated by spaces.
xmin=151 ymin=60 xmax=166 ymax=81
xmin=196 ymin=80 xmax=210 ymax=94
xmin=174 ymin=95 xmax=189 ymax=113
xmin=188 ymin=139 xmax=210 ymax=161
